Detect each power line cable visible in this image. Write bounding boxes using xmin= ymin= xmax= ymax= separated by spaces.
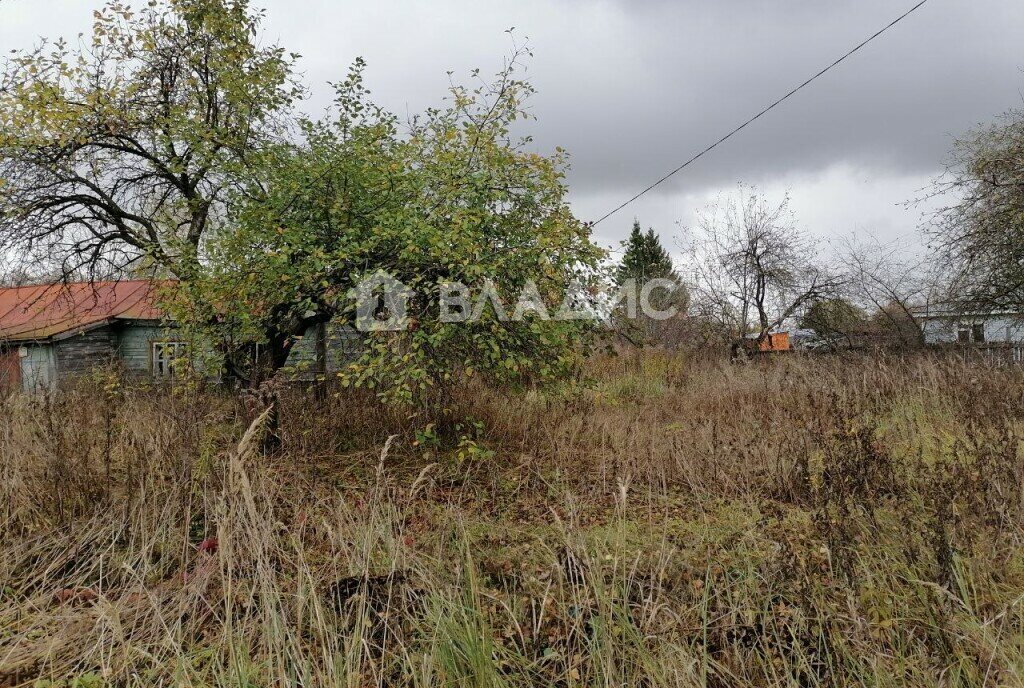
xmin=591 ymin=0 xmax=932 ymax=227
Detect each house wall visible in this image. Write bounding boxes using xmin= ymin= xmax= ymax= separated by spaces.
xmin=54 ymin=326 xmax=119 ymax=377
xmin=0 ymin=347 xmax=21 ymax=393
xmin=12 ymin=323 xmax=178 ymax=393
xmin=922 ymin=316 xmax=1024 ymax=345
xmin=117 ymin=324 xmax=169 ymax=375
xmin=20 ymin=344 xmax=56 ymax=392
xmin=284 ymin=322 xmax=362 ymax=378
xmin=7 ymin=320 xmax=351 ymax=391
xmin=759 ymin=332 xmax=790 ymax=352
xmin=117 ymin=324 xmax=220 ymax=380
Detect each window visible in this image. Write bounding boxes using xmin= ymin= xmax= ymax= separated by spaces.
xmin=958 ymin=326 xmax=970 ymax=344
xmin=152 ymin=342 xmax=186 ymax=379
xmin=972 ymin=323 xmax=985 ymax=343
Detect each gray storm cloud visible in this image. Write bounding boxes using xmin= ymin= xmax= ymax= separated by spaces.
xmin=1 ymin=0 xmax=1022 ymax=242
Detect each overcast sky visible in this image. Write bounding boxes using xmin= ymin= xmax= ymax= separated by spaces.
xmin=2 ymin=0 xmax=1023 ymax=259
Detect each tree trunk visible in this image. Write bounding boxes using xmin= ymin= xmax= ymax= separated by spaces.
xmin=314 ymin=321 xmax=329 ymax=402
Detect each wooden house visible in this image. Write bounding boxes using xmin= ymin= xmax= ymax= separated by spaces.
xmin=0 ymin=281 xmax=173 ymax=392
xmin=0 ymin=280 xmax=361 ymax=393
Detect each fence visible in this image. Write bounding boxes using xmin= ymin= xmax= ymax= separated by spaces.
xmin=955 ymin=343 xmax=1024 ymax=366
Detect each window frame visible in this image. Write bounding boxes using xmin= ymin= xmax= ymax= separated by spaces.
xmin=151 ymin=341 xmax=187 ymax=380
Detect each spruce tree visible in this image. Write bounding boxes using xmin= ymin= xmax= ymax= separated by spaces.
xmin=613 ymin=220 xmax=686 ymax=346
xmin=616 ymin=220 xmax=678 ymax=284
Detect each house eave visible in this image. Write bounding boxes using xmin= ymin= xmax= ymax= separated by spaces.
xmin=917 ymin=312 xmax=1024 ymax=320
xmin=1 ymin=316 xmax=168 ymax=345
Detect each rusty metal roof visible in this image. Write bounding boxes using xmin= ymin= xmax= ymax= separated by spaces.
xmin=0 ymin=280 xmax=167 ymax=343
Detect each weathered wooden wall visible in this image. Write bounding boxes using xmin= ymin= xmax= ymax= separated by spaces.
xmin=7 ymin=320 xmax=356 ymax=391
xmin=20 ymin=345 xmax=55 ymax=392
xmin=284 ymin=323 xmax=362 ymax=379
xmin=0 ymin=347 xmax=21 ymax=393
xmin=117 ymin=324 xmax=167 ymax=375
xmin=54 ymin=327 xmax=119 ymax=378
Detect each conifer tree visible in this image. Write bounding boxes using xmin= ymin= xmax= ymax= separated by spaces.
xmin=613 ymin=220 xmax=685 ymax=345
xmin=616 ymin=220 xmax=678 ymax=285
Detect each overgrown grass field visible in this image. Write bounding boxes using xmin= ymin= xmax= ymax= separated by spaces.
xmin=2 ymin=353 xmax=1023 ymax=687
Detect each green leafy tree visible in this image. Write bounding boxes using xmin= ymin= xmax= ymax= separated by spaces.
xmin=800 ymin=297 xmax=866 ymax=348
xmin=0 ymin=1 xmax=603 ymax=398
xmin=0 ymin=0 xmax=300 ymax=280
xmin=178 ymin=50 xmax=605 ymax=400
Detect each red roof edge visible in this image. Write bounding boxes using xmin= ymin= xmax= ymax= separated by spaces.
xmin=0 ymin=280 xmax=172 ymax=343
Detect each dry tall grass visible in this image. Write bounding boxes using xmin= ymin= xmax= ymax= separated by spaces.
xmin=2 ymin=353 xmax=1023 ymax=687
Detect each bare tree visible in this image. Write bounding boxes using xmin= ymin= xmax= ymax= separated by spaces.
xmin=0 ymin=0 xmax=300 ymax=282
xmin=837 ymin=236 xmax=940 ymax=349
xmin=682 ymin=187 xmax=840 ymax=344
xmin=926 ymin=106 xmax=1024 ymax=312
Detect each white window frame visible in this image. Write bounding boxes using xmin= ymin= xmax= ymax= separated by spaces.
xmin=152 ymin=341 xmax=187 ymax=379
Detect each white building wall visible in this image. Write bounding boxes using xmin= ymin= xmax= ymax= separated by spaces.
xmin=921 ymin=316 xmax=1024 ymax=345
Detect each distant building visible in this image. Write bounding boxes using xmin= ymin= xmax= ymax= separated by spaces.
xmin=916 ymin=307 xmax=1024 ymax=345
xmin=915 ymin=305 xmax=1024 ymax=362
xmin=0 ymin=281 xmax=359 ymax=394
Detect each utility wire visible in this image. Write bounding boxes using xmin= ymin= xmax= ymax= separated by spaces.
xmin=591 ymin=0 xmax=932 ymax=227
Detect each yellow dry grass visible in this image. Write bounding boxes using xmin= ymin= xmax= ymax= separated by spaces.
xmin=1 ymin=352 xmax=1023 ymax=687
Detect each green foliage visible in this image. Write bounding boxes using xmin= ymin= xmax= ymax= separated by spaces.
xmin=932 ymin=106 xmax=1024 ymax=311
xmin=0 ymin=0 xmax=602 ymax=401
xmin=800 ymin=297 xmax=866 ymax=338
xmin=612 ymin=220 xmax=686 ymax=345
xmin=615 ymin=220 xmax=678 ymax=285
xmin=0 ymin=0 xmax=301 ymax=278
xmin=176 ymin=49 xmax=604 ymax=400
